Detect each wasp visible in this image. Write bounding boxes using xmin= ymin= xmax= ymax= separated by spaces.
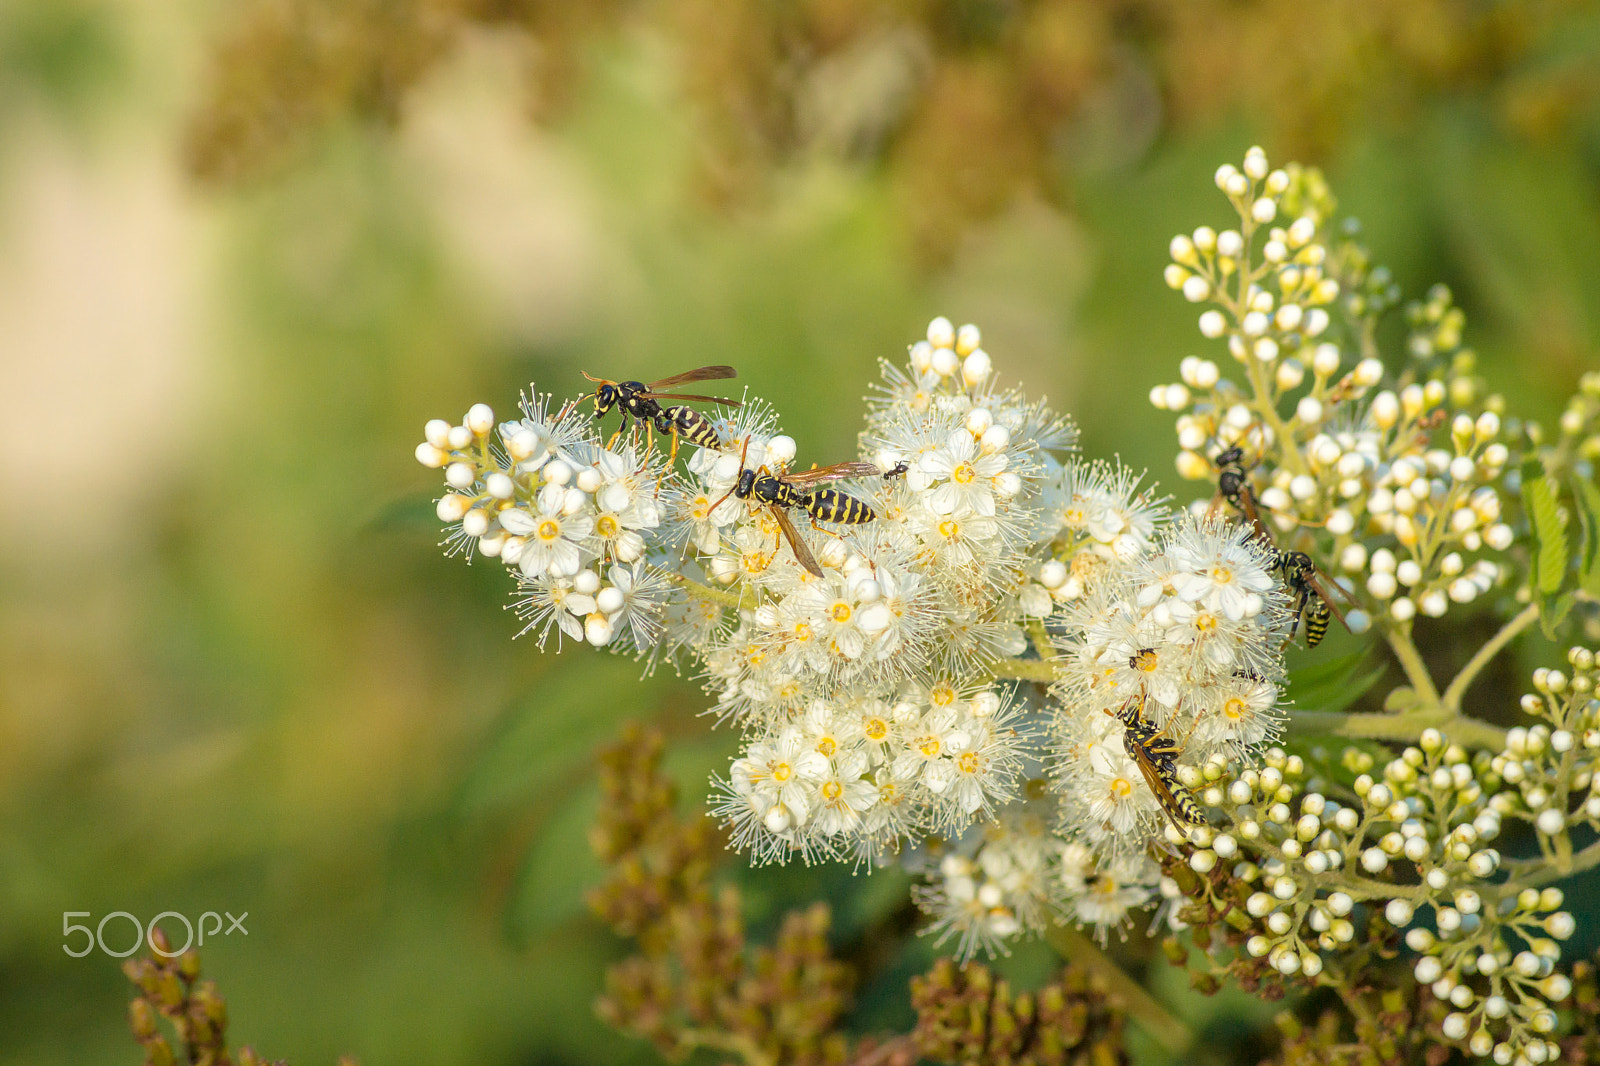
xmin=1275 ymin=549 xmax=1357 ymax=648
xmin=1110 ymin=693 xmax=1206 ymax=833
xmin=711 ymin=438 xmax=903 ymax=577
xmin=579 ymin=366 xmax=742 ymax=460
xmin=1211 ymin=445 xmax=1276 ymax=543
xmin=1212 ymin=446 xmax=1356 ymax=649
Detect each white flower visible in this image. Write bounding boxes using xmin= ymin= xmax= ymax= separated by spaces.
xmin=734 ymin=728 xmax=830 ymax=826
xmin=1166 ymin=520 xmax=1276 ymax=621
xmin=499 ymin=488 xmax=594 ymax=578
xmin=921 ymin=429 xmax=1008 ymax=517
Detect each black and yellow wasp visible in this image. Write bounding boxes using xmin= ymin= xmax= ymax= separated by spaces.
xmin=710 ymin=438 xmax=905 ymax=577
xmin=579 ymin=366 xmax=742 ymax=459
xmin=1110 ymin=692 xmax=1206 ymax=833
xmin=1211 ymin=445 xmax=1356 ymax=648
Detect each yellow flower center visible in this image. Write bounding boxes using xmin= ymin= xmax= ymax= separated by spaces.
xmin=931 ymin=684 xmax=957 ymax=707
xmin=822 ymin=780 xmax=842 ymax=801
xmin=1194 ymin=611 xmax=1219 ymax=633
xmin=773 ymin=762 xmax=792 ymax=782
xmin=830 ymin=602 xmax=853 ymax=623
xmin=536 ymin=519 xmax=561 ymax=542
xmin=1111 ymin=777 xmax=1133 ymax=798
xmin=864 ymin=717 xmax=889 ymax=741
xmin=793 ymin=621 xmax=814 ymax=642
xmin=596 ymin=514 xmax=620 ymax=538
xmin=1224 ymin=696 xmax=1248 ymax=722
xmin=920 ymin=737 xmax=942 ymax=758
xmin=817 ymin=737 xmax=837 ymax=757
xmin=1210 ymin=563 xmax=1236 ymax=585
xmin=692 ymin=495 xmax=713 ymax=519
xmin=1063 ymin=504 xmax=1087 ymax=527
xmin=953 ymin=462 xmax=976 ymax=484
xmin=958 ymin=752 xmax=980 ymax=774
xmin=1133 ymin=649 xmax=1158 ymax=673
xmin=937 ymin=519 xmax=960 ymax=540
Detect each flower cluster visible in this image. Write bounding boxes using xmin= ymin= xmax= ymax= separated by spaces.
xmin=417 ymin=315 xmax=1295 ymax=949
xmin=416 ymin=146 xmax=1600 ymax=1066
xmin=1158 ymin=147 xmax=1517 ymax=629
xmin=415 ymin=396 xmax=673 ymax=653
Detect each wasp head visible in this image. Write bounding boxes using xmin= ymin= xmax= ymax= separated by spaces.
xmin=734 ymin=469 xmax=757 ymax=499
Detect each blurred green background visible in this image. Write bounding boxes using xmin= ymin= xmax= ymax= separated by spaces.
xmin=2 ymin=0 xmax=1598 ymax=1062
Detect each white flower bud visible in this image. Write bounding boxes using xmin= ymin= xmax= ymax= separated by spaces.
xmin=962 ymin=349 xmax=992 ymax=384
xmin=584 ymin=613 xmax=614 ymax=646
xmin=466 ymin=403 xmax=495 ymax=436
xmin=955 ymin=322 xmax=981 ymax=355
xmin=927 ymin=316 xmax=955 ymax=347
xmin=436 ymin=494 xmax=471 ymax=522
xmin=1414 ymin=956 xmax=1443 ymax=983
xmin=415 ymin=442 xmax=448 ymax=468
xmin=1276 ymin=358 xmax=1305 ymax=390
xmin=1199 ymin=310 xmax=1228 ymax=338
xmin=931 ymin=346 xmax=960 ymax=377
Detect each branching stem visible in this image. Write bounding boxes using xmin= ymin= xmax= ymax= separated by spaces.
xmin=1441 ymin=602 xmax=1540 ymax=713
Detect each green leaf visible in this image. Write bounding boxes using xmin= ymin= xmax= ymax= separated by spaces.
xmin=1383 ymin=685 xmax=1420 ymax=713
xmin=1521 ymin=460 xmax=1568 ymax=595
xmin=1539 ymin=591 xmax=1576 ymax=641
xmin=504 ymin=781 xmax=602 ymax=944
xmin=1287 ymin=650 xmax=1386 ymax=714
xmin=1572 ymin=473 xmax=1600 ymax=597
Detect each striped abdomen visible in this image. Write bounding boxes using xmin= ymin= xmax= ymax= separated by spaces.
xmin=655 ymin=406 xmax=723 ymax=449
xmin=1305 ymin=600 xmax=1332 ymax=646
xmin=804 ymin=489 xmax=875 ymax=524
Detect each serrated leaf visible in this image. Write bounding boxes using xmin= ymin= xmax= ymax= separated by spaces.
xmin=1572 ymin=474 xmax=1600 ymax=597
xmin=1539 ymin=591 xmax=1576 ymax=641
xmin=1521 ymin=463 xmax=1568 ymax=595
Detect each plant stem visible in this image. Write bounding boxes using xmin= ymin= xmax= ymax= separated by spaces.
xmin=1028 ymin=619 xmax=1058 ymax=660
xmin=663 ymin=570 xmax=748 ymax=611
xmin=989 ymin=659 xmax=1059 ymax=684
xmin=1440 ymin=602 xmax=1540 ymax=712
xmin=1044 ymin=924 xmax=1193 ymax=1056
xmin=1515 ymin=836 xmax=1600 ymax=887
xmin=1291 ymin=708 xmax=1507 ymax=750
xmin=1382 ymin=625 xmax=1442 ymax=707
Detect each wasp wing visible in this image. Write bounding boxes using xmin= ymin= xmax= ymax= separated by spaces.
xmin=778 ymin=462 xmax=884 ymax=487
xmin=645 ymin=366 xmax=738 ymax=391
xmin=771 ymin=504 xmax=824 ymax=578
xmin=638 ymin=391 xmax=743 ymax=407
xmin=1130 ymin=744 xmax=1205 ymax=831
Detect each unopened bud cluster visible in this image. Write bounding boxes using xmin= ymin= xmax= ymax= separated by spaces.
xmin=1161 ymin=147 xmax=1516 ymax=630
